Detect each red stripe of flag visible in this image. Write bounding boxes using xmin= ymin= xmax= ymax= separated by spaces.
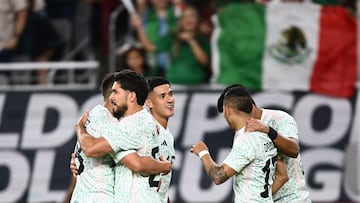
xmin=310 ymin=6 xmax=357 ymax=98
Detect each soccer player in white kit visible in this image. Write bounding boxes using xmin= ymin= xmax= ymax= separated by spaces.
xmin=256 ymin=109 xmax=311 ymax=203
xmin=75 ymin=70 xmax=171 ymax=202
xmin=191 ymin=86 xmax=278 ymax=203
xmin=69 ymin=72 xmax=171 ymax=202
xmin=218 ymin=84 xmax=312 ymax=203
xmin=70 ymin=73 xmax=117 ymax=203
xmin=146 ymin=77 xmax=176 ymax=203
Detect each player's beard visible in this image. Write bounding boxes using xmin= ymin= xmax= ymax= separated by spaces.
xmin=113 ymin=103 xmax=128 ymax=119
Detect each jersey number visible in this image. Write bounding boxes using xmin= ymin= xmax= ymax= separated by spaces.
xmin=260 ymin=155 xmax=277 ymax=198
xmin=148 ymin=146 xmax=160 ymax=188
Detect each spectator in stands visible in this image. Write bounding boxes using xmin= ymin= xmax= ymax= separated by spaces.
xmin=135 ymin=0 xmax=181 ymax=77
xmin=184 ymin=0 xmax=215 ymax=38
xmin=0 ymin=0 xmax=28 ymax=84
xmin=83 ymin=0 xmax=122 ymax=79
xmin=0 ymin=0 xmax=28 ymax=63
xmin=16 ymin=0 xmax=65 ymax=84
xmin=118 ymin=46 xmax=152 ymax=77
xmin=131 ymin=5 xmax=211 ymax=85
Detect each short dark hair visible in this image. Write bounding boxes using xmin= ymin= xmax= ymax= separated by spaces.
xmin=113 ymin=69 xmax=149 ymax=105
xmin=217 ymin=84 xmax=255 ymax=113
xmin=223 ymin=86 xmax=253 ymax=114
xmin=147 ymin=76 xmax=170 ymax=92
xmin=100 ymin=72 xmax=116 ymax=99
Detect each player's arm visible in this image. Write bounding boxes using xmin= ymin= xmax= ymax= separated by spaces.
xmin=76 ymin=112 xmax=114 ymax=158
xmin=271 ymin=134 xmax=299 ymax=158
xmin=62 ymin=176 xmax=76 ymax=203
xmin=202 ymin=155 xmax=235 ymax=185
xmin=190 ymin=141 xmax=236 ymax=185
xmin=70 ymin=153 xmax=78 ymax=177
xmin=272 ymin=158 xmax=288 ymax=195
xmin=64 ymin=154 xmax=77 ymax=203
xmin=246 ymin=118 xmax=299 ymax=158
xmin=120 ymin=153 xmax=171 ymax=175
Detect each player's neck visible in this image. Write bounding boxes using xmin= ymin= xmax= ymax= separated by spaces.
xmin=124 ymin=104 xmax=143 ymax=117
xmin=253 ymin=106 xmax=263 ymax=120
xmin=233 ymin=115 xmax=250 ymax=131
xmin=154 ymin=115 xmax=168 ymax=129
xmin=103 ymin=101 xmax=113 ymax=113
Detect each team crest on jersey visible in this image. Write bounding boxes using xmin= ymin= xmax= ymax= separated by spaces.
xmin=267 ymin=25 xmax=311 ymax=65
xmin=156 ymin=124 xmax=160 ymax=135
xmin=152 ymin=124 xmax=160 ymax=137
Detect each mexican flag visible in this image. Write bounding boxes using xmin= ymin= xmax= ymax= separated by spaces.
xmin=211 ymin=2 xmax=357 ymax=98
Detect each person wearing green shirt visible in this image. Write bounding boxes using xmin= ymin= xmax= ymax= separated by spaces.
xmin=132 ymin=6 xmax=211 ymax=85
xmin=136 ymin=0 xmax=179 ymax=76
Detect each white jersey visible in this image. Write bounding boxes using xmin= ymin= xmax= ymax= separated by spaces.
xmin=223 ymin=128 xmax=278 ymax=203
xmin=102 ymin=109 xmax=162 ymax=203
xmin=156 ymin=121 xmax=176 ymax=203
xmin=71 ymin=104 xmax=117 ymax=203
xmin=262 ymin=109 xmax=312 ymax=203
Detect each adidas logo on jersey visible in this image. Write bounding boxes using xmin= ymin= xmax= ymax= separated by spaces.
xmin=161 ymin=140 xmax=167 ymax=146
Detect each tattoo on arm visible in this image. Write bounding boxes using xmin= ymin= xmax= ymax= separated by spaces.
xmin=208 ymin=165 xmax=229 ymax=184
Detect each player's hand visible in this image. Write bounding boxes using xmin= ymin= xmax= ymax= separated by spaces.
xmin=76 ymin=110 xmax=89 ymax=135
xmin=190 ymin=141 xmax=208 ymax=157
xmin=159 ymin=156 xmax=172 ymax=175
xmin=245 ymin=118 xmax=269 ymax=134
xmin=70 ymin=153 xmax=78 ymax=177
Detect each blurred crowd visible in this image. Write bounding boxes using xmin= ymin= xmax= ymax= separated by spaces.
xmin=0 ymin=0 xmax=357 ymax=86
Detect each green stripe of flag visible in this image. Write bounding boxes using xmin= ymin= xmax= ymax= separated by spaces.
xmin=214 ymin=3 xmax=266 ymax=90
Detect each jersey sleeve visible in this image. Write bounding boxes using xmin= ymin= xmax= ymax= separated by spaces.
xmin=84 ymin=106 xmax=107 ymax=136
xmin=112 ymin=149 xmax=137 ymax=163
xmin=101 ymin=123 xmax=142 ymax=154
xmin=223 ymin=134 xmax=256 ymax=172
xmin=100 ymin=123 xmax=122 ymax=153
xmin=277 ymin=115 xmax=299 ymax=140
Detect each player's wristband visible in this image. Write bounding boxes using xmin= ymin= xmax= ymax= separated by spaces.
xmin=198 ymin=150 xmax=209 ymax=159
xmin=268 ymin=127 xmax=278 ymax=141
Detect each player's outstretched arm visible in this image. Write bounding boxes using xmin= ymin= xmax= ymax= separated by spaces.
xmin=272 ymin=158 xmax=288 ymax=195
xmin=120 ymin=153 xmax=171 ymax=175
xmin=76 ymin=112 xmax=113 ymax=158
xmin=190 ymin=141 xmax=236 ymax=185
xmin=246 ymin=118 xmax=299 ymax=158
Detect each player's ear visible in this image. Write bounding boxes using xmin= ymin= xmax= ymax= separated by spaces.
xmin=251 ymin=104 xmax=256 ymax=114
xmin=224 ymin=105 xmax=232 ymax=117
xmin=128 ymin=91 xmax=137 ymax=103
xmin=145 ymin=98 xmax=153 ymax=109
